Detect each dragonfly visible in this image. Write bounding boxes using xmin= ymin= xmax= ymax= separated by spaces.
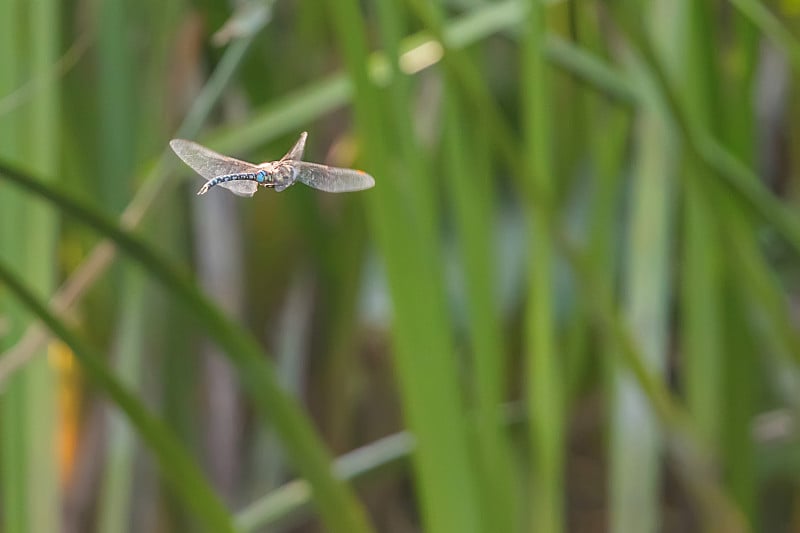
xmin=169 ymin=132 xmax=375 ymax=197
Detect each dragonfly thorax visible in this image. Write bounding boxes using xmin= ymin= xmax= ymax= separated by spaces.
xmin=260 ymin=161 xmax=297 ymax=190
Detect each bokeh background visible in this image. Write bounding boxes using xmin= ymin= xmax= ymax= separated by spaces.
xmin=1 ymin=0 xmax=800 ymax=532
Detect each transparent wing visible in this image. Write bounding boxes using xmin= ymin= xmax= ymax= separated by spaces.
xmin=217 ymin=180 xmax=259 ymax=197
xmin=280 ymin=132 xmax=307 ymax=162
xmin=292 ymin=161 xmax=375 ymax=193
xmin=170 ymin=139 xmax=257 ymax=179
xmin=170 ymin=139 xmax=261 ymax=197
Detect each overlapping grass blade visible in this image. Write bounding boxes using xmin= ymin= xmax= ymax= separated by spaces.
xmin=0 ymin=259 xmax=239 ymax=533
xmin=236 ymin=432 xmax=414 ymax=531
xmin=729 ymin=0 xmax=800 ymax=71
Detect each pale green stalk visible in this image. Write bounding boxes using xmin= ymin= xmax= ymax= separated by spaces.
xmin=610 ymin=46 xmax=675 ymax=533
xmin=521 ymin=0 xmax=563 ymax=531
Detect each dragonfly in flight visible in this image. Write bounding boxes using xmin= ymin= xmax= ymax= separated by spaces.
xmin=170 ymin=132 xmax=375 ymax=197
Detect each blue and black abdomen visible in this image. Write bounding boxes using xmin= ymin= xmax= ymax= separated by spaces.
xmin=207 ymin=170 xmax=269 ymax=190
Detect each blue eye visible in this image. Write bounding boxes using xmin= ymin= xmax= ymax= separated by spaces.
xmin=256 ymin=171 xmax=266 ymax=183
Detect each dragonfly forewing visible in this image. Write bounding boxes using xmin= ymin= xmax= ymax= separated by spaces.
xmin=214 ymin=180 xmax=259 ymax=197
xmin=292 ymin=161 xmax=375 ymax=193
xmin=170 ymin=139 xmax=261 ymax=197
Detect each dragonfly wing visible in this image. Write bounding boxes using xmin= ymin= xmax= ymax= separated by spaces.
xmin=293 ymin=162 xmax=375 ymax=193
xmin=170 ymin=139 xmax=261 ymax=197
xmin=280 ymin=132 xmax=307 ymax=162
xmin=219 ymin=180 xmax=259 ymax=197
xmin=170 ymin=139 xmax=257 ymax=180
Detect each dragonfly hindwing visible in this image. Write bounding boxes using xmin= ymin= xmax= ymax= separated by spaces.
xmin=280 ymin=132 xmax=307 ymax=162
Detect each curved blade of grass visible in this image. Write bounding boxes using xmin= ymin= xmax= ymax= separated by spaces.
xmin=237 ymin=403 xmax=527 ymax=531
xmin=729 ymin=0 xmax=800 ymax=72
xmin=537 ymin=31 xmax=800 ymax=262
xmin=0 ymin=161 xmax=373 ymax=533
xmin=613 ymin=13 xmax=800 ymax=260
xmin=544 ymin=34 xmax=638 ymax=105
xmin=0 ymin=259 xmax=239 ymax=533
xmin=236 ymin=432 xmax=414 ymax=531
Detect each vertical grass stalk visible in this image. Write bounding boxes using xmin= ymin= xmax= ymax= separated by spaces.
xmin=521 ymin=1 xmax=564 ymax=531
xmin=97 ymin=270 xmax=147 ymax=533
xmin=444 ymin=90 xmax=519 ymax=532
xmin=0 ymin=2 xmax=27 ymax=533
xmin=717 ymin=8 xmax=759 ymax=520
xmin=94 ymin=1 xmax=143 ymax=529
xmin=2 ymin=1 xmax=64 ymax=532
xmin=610 ymin=54 xmax=675 ymax=533
xmin=668 ymin=0 xmax=725 ymax=456
xmin=324 ymin=1 xmax=486 ymax=531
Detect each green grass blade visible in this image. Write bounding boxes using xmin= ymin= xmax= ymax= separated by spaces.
xmin=729 ymin=0 xmax=800 ymax=71
xmin=609 ymin=51 xmax=675 ymax=533
xmin=0 ymin=259 xmax=239 ymax=533
xmin=443 ymin=89 xmax=519 ymax=532
xmin=0 ymin=2 xmax=27 ymax=533
xmin=542 ymin=34 xmax=800 ymax=263
xmin=323 ymin=0 xmax=486 ymax=531
xmin=615 ymin=15 xmax=800 ymax=259
xmin=0 ymin=161 xmax=373 ymax=533
xmin=544 ymin=34 xmax=638 ymax=104
xmin=94 ymin=1 xmax=144 ymax=529
xmin=664 ymin=0 xmax=726 ymax=462
xmin=521 ymin=1 xmax=564 ymax=531
xmin=97 ymin=0 xmax=136 ymax=213
xmin=716 ymin=10 xmax=759 ymax=519
xmin=96 ymin=269 xmax=147 ymax=533
xmin=236 ymin=432 xmax=414 ymax=531
xmin=4 ymin=1 xmax=64 ymax=531
xmin=562 ymin=235 xmax=750 ymax=531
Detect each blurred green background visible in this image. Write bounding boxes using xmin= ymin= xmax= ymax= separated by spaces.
xmin=1 ymin=0 xmax=800 ymax=532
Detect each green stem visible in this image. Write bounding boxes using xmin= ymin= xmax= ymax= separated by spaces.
xmin=522 ymin=1 xmax=563 ymax=531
